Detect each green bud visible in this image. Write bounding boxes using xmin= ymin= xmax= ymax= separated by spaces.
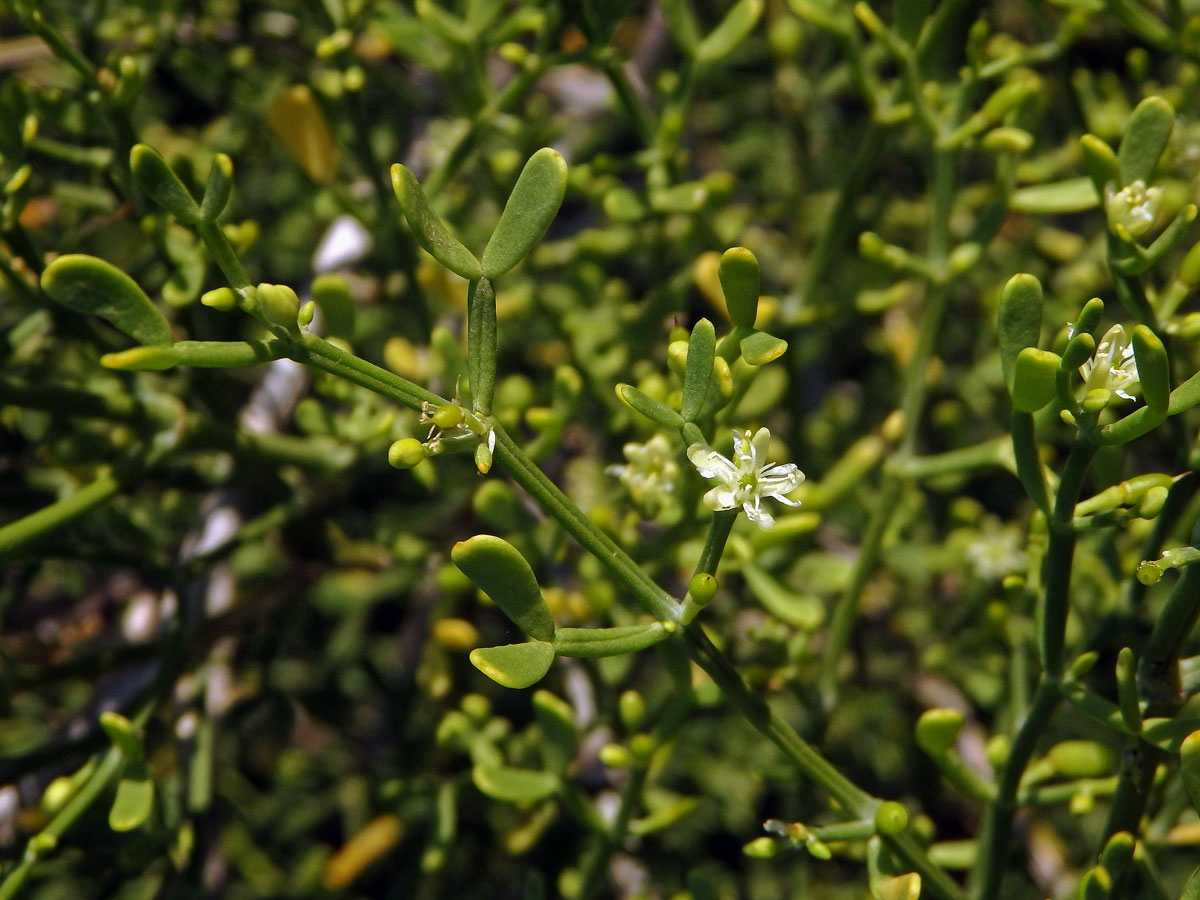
xmin=689 ymin=572 xmax=717 ymax=605
xmin=201 ymin=286 xmax=237 ymax=310
xmin=298 ymin=300 xmax=315 ymax=327
xmin=619 ymin=690 xmax=646 ymax=731
xmin=986 ymin=734 xmax=1011 ymax=769
xmin=599 ymin=743 xmax=631 ymax=767
xmin=474 ymin=441 xmax=493 ymax=474
xmin=432 ymin=404 xmax=464 ymax=429
xmin=388 ymin=438 xmax=427 ymax=469
xmin=1046 ymin=740 xmax=1113 ymax=778
xmin=629 ymin=732 xmax=656 ymax=760
xmin=256 ymin=282 xmax=300 ymax=329
xmin=915 ymin=708 xmax=964 ymax=755
xmin=982 ymin=127 xmax=1034 ymax=154
xmin=743 ymin=836 xmax=780 ymax=858
xmin=874 ymin=801 xmax=908 ymax=836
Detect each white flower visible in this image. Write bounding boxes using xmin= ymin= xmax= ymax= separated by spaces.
xmin=1079 ymin=324 xmax=1140 ymax=401
xmin=964 ymin=521 xmax=1027 ymax=581
xmin=1105 ymin=180 xmax=1161 ymax=238
xmin=687 ymin=428 xmax=804 ymax=530
xmin=607 ymin=434 xmax=679 ymax=511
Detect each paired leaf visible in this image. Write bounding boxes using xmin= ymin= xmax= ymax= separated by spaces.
xmin=130 ymin=144 xmax=201 ymax=222
xmin=719 ymin=247 xmax=759 ymax=328
xmin=453 ymin=535 xmax=554 ymax=641
xmin=42 ymin=254 xmax=174 ymax=347
xmin=200 ymin=153 xmax=234 ymax=222
xmin=1181 ymin=730 xmax=1200 ymax=815
xmin=616 ymin=383 xmax=685 ymax=428
xmin=1132 ymin=325 xmax=1169 ymax=414
xmin=680 ymin=318 xmax=716 ymax=421
xmin=1118 ymin=96 xmax=1173 ymax=186
xmin=1010 ymin=348 xmax=1060 ymax=412
xmin=695 ymin=0 xmax=763 ymax=64
xmin=472 ymin=763 xmax=559 ymax=803
xmin=739 ymin=329 xmax=787 ymax=366
xmin=481 ymin=148 xmax=567 ymax=279
xmin=469 ymin=641 xmax=555 ymax=689
xmin=1010 ymin=178 xmax=1098 ymax=214
xmin=390 ymin=164 xmax=482 ymax=280
xmin=996 ymin=273 xmax=1042 ymax=392
xmin=109 ymin=763 xmax=154 ymax=832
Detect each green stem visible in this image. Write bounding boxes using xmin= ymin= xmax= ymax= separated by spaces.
xmin=970 ymin=680 xmax=1061 ymax=900
xmin=492 ymin=425 xmax=681 ymax=623
xmin=0 ymin=747 xmax=125 ymax=900
xmin=682 ymin=626 xmax=966 ymax=900
xmin=1040 ymin=439 xmax=1097 ymax=681
xmin=0 ymin=469 xmax=124 ymax=556
xmin=679 ymin=510 xmax=738 ymax=623
xmin=291 ymin=332 xmax=443 ymax=410
xmin=1010 ymin=411 xmax=1049 ymax=513
xmin=972 ymin=438 xmax=1096 ymax=900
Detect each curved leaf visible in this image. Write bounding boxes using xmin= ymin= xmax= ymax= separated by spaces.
xmin=390 ymin=164 xmax=482 ymax=280
xmin=481 ymin=148 xmax=567 ymax=279
xmin=453 ymin=535 xmax=554 ymax=640
xmin=470 ymin=641 xmax=555 ymax=689
xmin=42 ymin=254 xmax=173 ymax=347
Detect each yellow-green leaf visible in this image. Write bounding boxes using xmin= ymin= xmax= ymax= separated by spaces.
xmin=453 ymin=534 xmax=554 ymax=641
xmin=469 ymin=641 xmax=555 ymax=689
xmin=481 ymin=148 xmax=567 ymax=279
xmin=390 ymin=163 xmax=482 ymax=280
xmin=42 ymin=255 xmax=173 ymax=347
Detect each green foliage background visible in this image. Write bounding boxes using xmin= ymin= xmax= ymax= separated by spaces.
xmin=5 ymin=1 xmax=1200 ymax=898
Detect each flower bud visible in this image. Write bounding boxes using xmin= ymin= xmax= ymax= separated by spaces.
xmin=388 ymin=438 xmax=427 ymax=469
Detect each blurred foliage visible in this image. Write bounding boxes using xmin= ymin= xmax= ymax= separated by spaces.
xmin=6 ymin=1 xmax=1200 ymax=899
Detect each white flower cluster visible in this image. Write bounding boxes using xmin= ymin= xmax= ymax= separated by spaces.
xmin=1104 ymin=180 xmax=1162 ymax=238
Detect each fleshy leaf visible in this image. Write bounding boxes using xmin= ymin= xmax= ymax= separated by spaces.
xmin=1010 ymin=347 xmax=1060 ymax=412
xmin=1118 ymin=96 xmax=1173 ymax=186
xmin=719 ymin=247 xmax=760 ymax=328
xmin=1010 ymin=178 xmax=1098 ymax=214
xmin=739 ymin=329 xmax=788 ymax=366
xmin=615 ymin=383 xmax=685 ymax=428
xmin=481 ymin=148 xmax=567 ymax=279
xmin=109 ymin=764 xmax=154 ymax=832
xmin=1132 ymin=324 xmax=1169 ymax=414
xmin=680 ymin=318 xmax=716 ymax=421
xmin=453 ymin=534 xmax=554 ymax=641
xmin=390 ymin=163 xmax=482 ymax=280
xmin=695 ymin=0 xmax=763 ymax=64
xmin=996 ymin=273 xmax=1042 ymax=392
xmin=42 ymin=255 xmax=174 ymax=347
xmin=469 ymin=641 xmax=555 ymax=689
xmin=472 ymin=763 xmax=559 ymax=802
xmin=1181 ymin=730 xmax=1200 ymax=815
xmin=130 ymin=144 xmax=201 ymax=222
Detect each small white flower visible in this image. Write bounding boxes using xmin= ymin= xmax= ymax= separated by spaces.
xmin=964 ymin=522 xmax=1027 ymax=581
xmin=1079 ymin=324 xmax=1140 ymax=401
xmin=607 ymin=434 xmax=679 ymax=511
xmin=1105 ymin=180 xmax=1161 ymax=238
xmin=687 ymin=428 xmax=804 ymax=530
